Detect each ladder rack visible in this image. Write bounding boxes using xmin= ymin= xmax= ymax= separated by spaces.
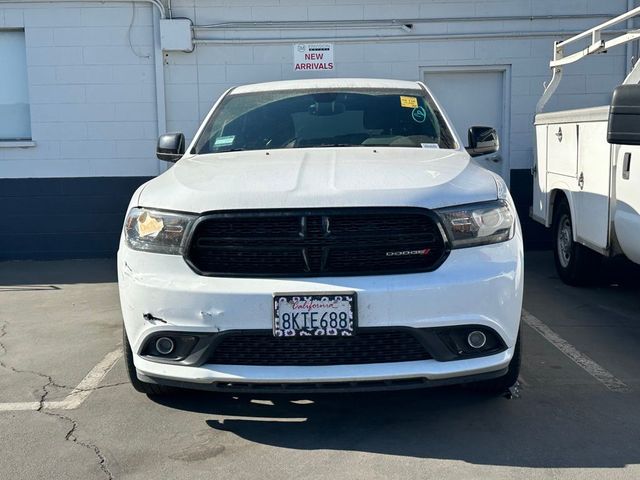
xmin=536 ymin=6 xmax=640 ymax=113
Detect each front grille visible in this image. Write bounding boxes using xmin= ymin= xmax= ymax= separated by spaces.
xmin=208 ymin=329 xmax=432 ymax=366
xmin=186 ymin=208 xmax=448 ymax=277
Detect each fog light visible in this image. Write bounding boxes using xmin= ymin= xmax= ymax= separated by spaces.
xmin=155 ymin=337 xmax=175 ymax=355
xmin=467 ymin=330 xmax=487 ymax=349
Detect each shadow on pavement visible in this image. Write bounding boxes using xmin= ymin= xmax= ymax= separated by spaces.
xmin=152 ymin=385 xmax=639 ymax=469
xmin=0 ymin=258 xmax=117 ymax=286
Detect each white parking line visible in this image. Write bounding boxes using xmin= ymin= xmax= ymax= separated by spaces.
xmin=0 ymin=349 xmax=122 ymax=413
xmin=0 ymin=402 xmax=41 ymax=412
xmin=522 ymin=309 xmax=629 ymax=392
xmin=53 ymin=349 xmax=123 ymax=410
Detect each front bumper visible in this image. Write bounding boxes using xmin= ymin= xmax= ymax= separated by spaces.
xmin=118 ymin=235 xmax=523 ymax=389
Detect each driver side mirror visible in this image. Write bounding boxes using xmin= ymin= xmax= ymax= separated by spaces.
xmin=466 ymin=126 xmax=499 ymax=157
xmin=156 ymin=132 xmax=185 ymax=162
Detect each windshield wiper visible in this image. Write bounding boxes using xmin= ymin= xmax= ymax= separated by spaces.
xmin=296 ymin=143 xmax=355 ymax=148
xmin=215 ymin=147 xmax=246 ymax=153
xmin=364 ymin=143 xmax=421 ymax=148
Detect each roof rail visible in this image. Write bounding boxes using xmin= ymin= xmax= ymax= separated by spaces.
xmin=536 ymin=6 xmax=640 ymax=113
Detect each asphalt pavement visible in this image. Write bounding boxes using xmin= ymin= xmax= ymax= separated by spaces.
xmin=1 ymin=251 xmax=639 ymax=480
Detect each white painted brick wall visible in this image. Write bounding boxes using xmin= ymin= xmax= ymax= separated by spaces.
xmin=0 ymin=3 xmax=157 ymax=178
xmin=0 ymin=0 xmax=636 ymax=178
xmin=168 ymin=0 xmax=632 ymax=170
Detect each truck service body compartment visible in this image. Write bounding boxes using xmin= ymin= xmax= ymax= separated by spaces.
xmin=534 ymin=107 xmax=612 ymax=253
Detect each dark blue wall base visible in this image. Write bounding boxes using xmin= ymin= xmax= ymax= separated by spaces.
xmin=0 ymin=177 xmax=152 ymax=260
xmin=510 ymin=169 xmax=551 ymax=250
xmin=1 ymin=171 xmax=550 ymax=261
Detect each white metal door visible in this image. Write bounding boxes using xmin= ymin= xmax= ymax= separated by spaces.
xmin=575 ymin=122 xmax=611 ymax=251
xmin=613 ymin=144 xmax=640 ymax=264
xmin=424 ymin=69 xmax=508 ymax=181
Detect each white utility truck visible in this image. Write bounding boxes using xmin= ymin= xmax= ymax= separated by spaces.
xmin=533 ymin=7 xmax=640 ymax=285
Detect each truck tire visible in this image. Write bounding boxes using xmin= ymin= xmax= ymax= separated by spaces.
xmin=552 ymin=198 xmax=599 ymax=286
xmin=467 ymin=331 xmax=521 ymax=395
xmin=123 ymin=327 xmax=172 ymax=396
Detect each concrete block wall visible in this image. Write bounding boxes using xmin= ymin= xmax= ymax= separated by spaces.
xmin=0 ymin=0 xmax=636 ymax=258
xmin=0 ymin=176 xmax=151 ymax=259
xmin=0 ymin=3 xmax=159 ymax=179
xmin=0 ymin=3 xmax=159 ymax=259
xmin=167 ymin=0 xmax=632 ymax=172
xmin=0 ymin=0 xmax=633 ymax=179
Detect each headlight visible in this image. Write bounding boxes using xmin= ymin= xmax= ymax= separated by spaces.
xmin=124 ymin=208 xmax=197 ymax=254
xmin=436 ymin=200 xmax=515 ymax=248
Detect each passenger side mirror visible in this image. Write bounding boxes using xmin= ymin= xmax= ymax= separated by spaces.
xmin=156 ymin=132 xmax=185 ymax=162
xmin=466 ymin=126 xmax=499 ymax=157
xmin=607 ymin=84 xmax=640 ymax=145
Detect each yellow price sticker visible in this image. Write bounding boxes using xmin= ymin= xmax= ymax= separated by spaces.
xmin=400 ymin=96 xmax=419 ymax=108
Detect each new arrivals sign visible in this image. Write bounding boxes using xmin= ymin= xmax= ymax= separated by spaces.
xmin=293 ymin=43 xmax=334 ymax=71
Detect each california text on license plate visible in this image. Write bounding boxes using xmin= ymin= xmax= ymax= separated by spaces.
xmin=273 ymin=293 xmax=357 ymax=337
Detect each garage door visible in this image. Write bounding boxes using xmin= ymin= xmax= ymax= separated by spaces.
xmin=423 ymin=69 xmax=509 ymax=181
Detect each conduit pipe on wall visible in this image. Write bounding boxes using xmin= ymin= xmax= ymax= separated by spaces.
xmin=195 ymin=20 xmax=413 ymax=32
xmin=151 ymin=5 xmax=167 ymax=174
xmin=0 ymin=0 xmax=166 ymax=17
xmin=192 ymin=30 xmax=629 ymax=46
xmin=193 ymin=14 xmax=617 ymax=32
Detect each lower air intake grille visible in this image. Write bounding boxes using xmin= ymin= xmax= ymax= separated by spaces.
xmin=208 ymin=329 xmax=432 ymax=366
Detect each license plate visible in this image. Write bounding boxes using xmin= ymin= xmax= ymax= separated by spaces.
xmin=273 ymin=293 xmax=357 ymax=337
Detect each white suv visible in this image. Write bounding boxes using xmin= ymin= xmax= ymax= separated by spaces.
xmin=118 ymin=78 xmax=523 ymax=395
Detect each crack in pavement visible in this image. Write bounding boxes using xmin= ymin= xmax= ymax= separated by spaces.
xmin=0 ymin=320 xmax=115 ymax=479
xmin=39 ymin=379 xmax=115 ymax=480
xmin=0 ymin=328 xmax=125 ymax=394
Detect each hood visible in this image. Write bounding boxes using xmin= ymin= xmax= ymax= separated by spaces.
xmin=137 ymin=148 xmax=498 ymax=212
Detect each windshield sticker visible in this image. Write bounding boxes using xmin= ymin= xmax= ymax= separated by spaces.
xmin=400 ymin=96 xmax=419 ymax=108
xmin=214 ymin=135 xmax=235 ymax=147
xmin=421 ymin=143 xmax=440 ymax=149
xmin=411 ymin=106 xmax=427 ymax=123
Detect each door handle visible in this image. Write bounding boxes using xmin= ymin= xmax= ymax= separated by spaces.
xmin=623 ymin=152 xmax=631 ymax=180
xmin=555 ymin=127 xmax=563 ymax=142
xmin=487 ymin=154 xmax=501 ymax=163
xmin=578 ymin=172 xmax=584 ymax=190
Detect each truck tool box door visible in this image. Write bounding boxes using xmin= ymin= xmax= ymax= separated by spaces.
xmin=532 ymin=124 xmax=548 ymax=224
xmin=547 ymin=123 xmax=577 ymax=178
xmin=575 ymin=121 xmax=611 ymax=251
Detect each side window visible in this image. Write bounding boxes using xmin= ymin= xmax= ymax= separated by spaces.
xmin=0 ymin=30 xmax=31 ymax=141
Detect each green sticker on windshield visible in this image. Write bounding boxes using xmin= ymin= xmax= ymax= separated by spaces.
xmin=214 ymin=135 xmax=235 ymax=147
xmin=411 ymin=107 xmax=427 ymax=123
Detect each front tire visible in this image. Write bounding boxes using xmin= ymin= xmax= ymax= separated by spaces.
xmin=123 ymin=327 xmax=172 ymax=396
xmin=552 ymin=198 xmax=599 ymax=286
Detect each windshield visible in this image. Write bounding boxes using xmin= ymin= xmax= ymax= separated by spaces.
xmin=194 ymin=88 xmax=458 ymax=154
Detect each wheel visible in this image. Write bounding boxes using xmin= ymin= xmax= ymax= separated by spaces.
xmin=552 ymin=197 xmax=599 ymax=286
xmin=123 ymin=326 xmax=172 ymax=396
xmin=469 ymin=332 xmax=521 ymax=394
